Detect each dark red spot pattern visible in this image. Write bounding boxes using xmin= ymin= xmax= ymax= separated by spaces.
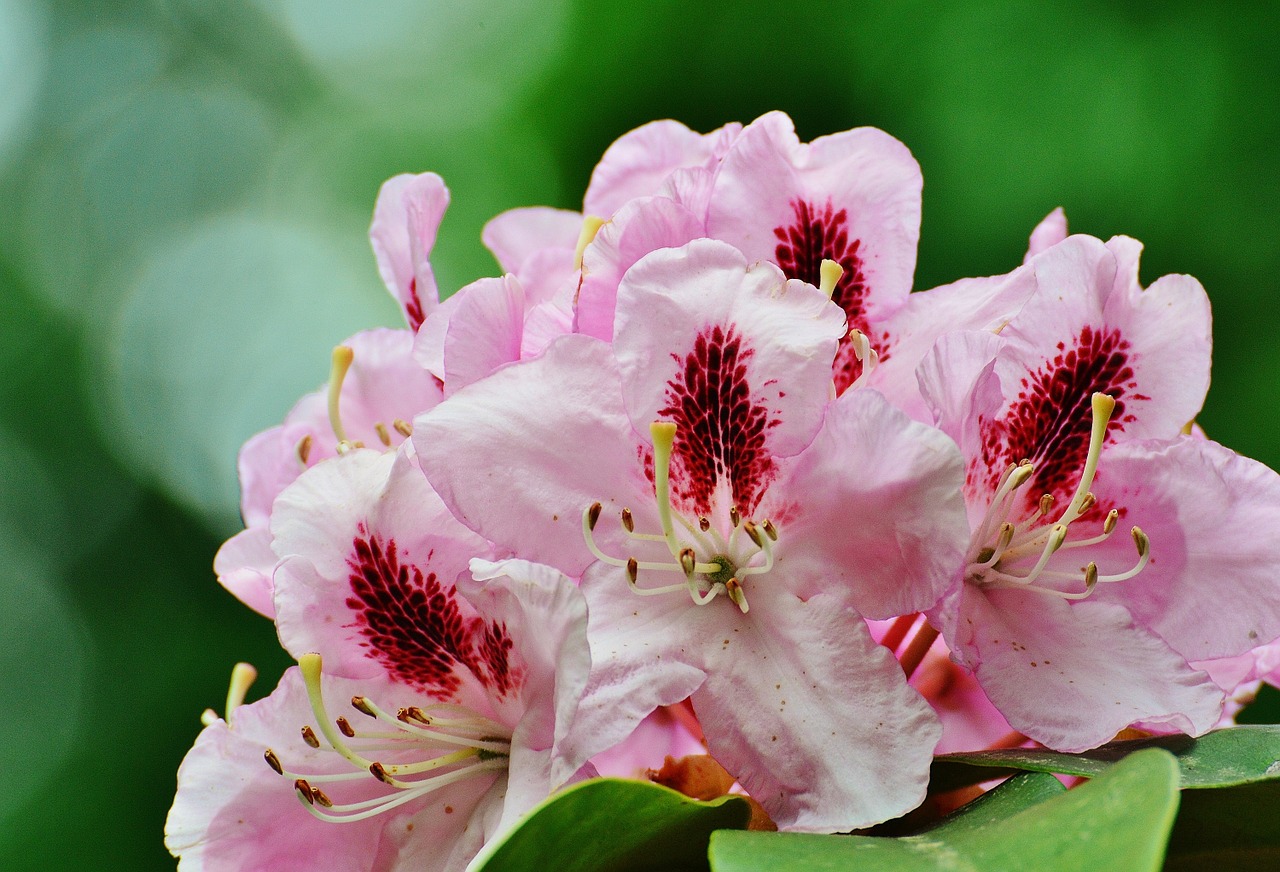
xmin=345 ymin=529 xmax=517 ymax=699
xmin=403 ymin=277 xmax=426 ymax=331
xmin=658 ymin=325 xmax=777 ymax=517
xmin=984 ymin=325 xmax=1138 ymax=506
xmin=772 ymin=198 xmax=874 ymax=393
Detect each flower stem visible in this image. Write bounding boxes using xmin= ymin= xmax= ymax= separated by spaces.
xmin=898 ymin=621 xmax=940 ymax=680
xmin=880 ymin=613 xmax=919 ymax=653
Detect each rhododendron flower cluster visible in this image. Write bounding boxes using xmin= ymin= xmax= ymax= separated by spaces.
xmin=168 ymin=112 xmax=1280 ymax=872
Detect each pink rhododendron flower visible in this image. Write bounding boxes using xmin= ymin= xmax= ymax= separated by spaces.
xmin=416 ymin=238 xmax=969 ymax=831
xmin=918 ymin=234 xmax=1280 ymax=752
xmin=215 ymin=329 xmax=442 ymax=617
xmin=171 ymin=449 xmax=591 ymax=872
xmin=574 ymin=112 xmax=1040 ymax=423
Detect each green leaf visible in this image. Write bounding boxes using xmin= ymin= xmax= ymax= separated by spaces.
xmin=473 ymin=778 xmax=752 ymax=872
xmin=1165 ymin=779 xmax=1280 ymax=871
xmin=931 ymin=725 xmax=1280 ymax=793
xmin=709 ymin=748 xmax=1180 ymax=872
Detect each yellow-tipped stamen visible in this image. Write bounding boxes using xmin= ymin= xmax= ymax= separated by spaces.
xmin=1094 ymin=528 xmax=1151 ymax=583
xmin=200 ymin=708 xmax=218 ymax=727
xmin=327 ymin=346 xmax=355 ymax=447
xmin=574 ymin=215 xmax=607 ymax=271
xmin=375 ymin=422 xmax=392 ymax=447
xmin=818 ymin=258 xmax=844 ymax=298
xmin=393 ymin=419 xmax=413 ymax=438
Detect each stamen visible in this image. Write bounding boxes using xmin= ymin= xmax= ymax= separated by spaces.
xmin=699 ymin=517 xmax=711 ymax=532
xmin=265 ymin=749 xmax=284 ymax=774
xmin=301 ymin=726 xmax=320 ymax=748
xmin=225 ymin=662 xmax=257 ymax=723
xmin=844 ymin=329 xmax=881 ymax=389
xmin=725 ymin=578 xmax=749 ymax=614
xmin=1095 ymin=528 xmax=1150 ymax=583
xmin=729 ymin=506 xmax=741 ymax=528
xmin=393 ymin=419 xmax=413 ymax=438
xmin=1038 ymin=493 xmax=1054 ymax=517
xmin=621 ymin=507 xmax=634 ymax=532
xmin=375 ymin=422 xmax=392 ymax=447
xmin=587 ymin=501 xmax=602 ymax=531
xmin=296 ymin=434 xmax=313 ymax=467
xmin=742 ymin=521 xmax=763 ymax=549
xmin=336 ymin=717 xmax=355 ymax=738
xmin=678 ymin=548 xmax=697 ymax=577
xmin=818 ymin=258 xmax=844 ymax=298
xmin=574 ymin=215 xmax=607 ymax=271
xmin=327 ymin=346 xmax=355 ymax=446
xmin=761 ymin=520 xmax=778 ymax=541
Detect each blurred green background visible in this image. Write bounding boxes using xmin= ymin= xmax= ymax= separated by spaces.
xmin=2 ymin=1 xmax=1278 ymax=868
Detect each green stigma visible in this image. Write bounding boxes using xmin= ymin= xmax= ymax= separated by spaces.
xmin=705 ymin=555 xmax=737 ymax=585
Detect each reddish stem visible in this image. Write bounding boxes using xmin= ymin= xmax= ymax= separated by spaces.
xmin=898 ymin=621 xmax=940 ymax=680
xmin=879 ymin=613 xmax=919 ymax=653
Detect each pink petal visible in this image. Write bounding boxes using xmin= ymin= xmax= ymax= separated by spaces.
xmin=481 ymin=207 xmax=582 ymax=274
xmin=414 ymin=335 xmax=650 ymax=576
xmin=1022 ymin=207 xmax=1068 ymax=263
xmin=693 ymin=586 xmax=941 ymax=832
xmin=442 ymin=276 xmax=525 ymax=396
xmin=612 ymin=240 xmax=845 ymax=517
xmin=769 ymin=389 xmax=969 ymax=619
xmin=370 ymin=173 xmax=449 ymax=330
xmin=271 ymin=450 xmax=497 ymax=708
xmin=214 ymin=527 xmax=278 ymax=618
xmin=952 ymin=587 xmax=1223 ymax=752
xmin=864 ymin=263 xmax=1037 ymax=423
xmin=584 ymin=119 xmax=738 ymax=218
xmin=707 ymin=111 xmax=922 ymax=326
xmin=463 ymin=558 xmax=591 ymax=758
xmin=1088 ymin=436 xmax=1280 ymax=661
xmin=574 ymin=196 xmax=705 ymax=342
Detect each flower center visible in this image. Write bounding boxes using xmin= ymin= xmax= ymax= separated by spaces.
xmin=582 ymin=421 xmax=779 ymax=613
xmin=316 ymin=345 xmax=413 ymax=462
xmin=965 ymin=393 xmax=1150 ymax=600
xmin=263 ymin=654 xmax=510 ymax=824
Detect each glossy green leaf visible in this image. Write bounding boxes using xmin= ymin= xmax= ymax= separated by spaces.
xmin=473 ymin=778 xmax=752 ymax=872
xmin=710 ymin=748 xmax=1180 ymax=872
xmin=932 ymin=726 xmax=1280 ymax=793
xmin=1165 ymin=779 xmax=1280 ymax=871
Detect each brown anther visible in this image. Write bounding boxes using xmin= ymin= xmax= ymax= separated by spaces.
xmin=264 ymin=748 xmax=284 ymax=775
xmin=587 ymin=502 xmax=603 ymax=531
xmin=393 ymin=419 xmax=413 ymax=438
xmin=743 ymin=521 xmax=763 ymax=549
xmin=1102 ymin=509 xmax=1119 ymax=534
xmin=301 ymin=725 xmax=320 ymax=748
xmin=370 ymin=761 xmax=393 ymax=784
xmin=626 ymin=557 xmax=639 ymax=584
xmin=295 ymin=779 xmax=315 ymax=805
xmin=679 ymin=548 xmax=697 ymax=576
xmin=1083 ymin=562 xmax=1098 ymax=589
xmin=336 ymin=716 xmax=355 ymax=738
xmin=699 ymin=516 xmax=711 ymax=532
xmin=762 ymin=519 xmax=778 ymax=541
xmin=400 ymin=706 xmax=431 ymax=725
xmin=1132 ymin=527 xmax=1150 ymax=556
xmin=351 ymin=696 xmax=376 ymax=717
xmin=311 ymin=787 xmax=333 ymax=808
xmin=725 ymin=577 xmax=742 ymax=595
xmin=621 ymin=508 xmax=635 ymax=533
xmin=729 ymin=506 xmax=741 ymax=527
xmin=296 ymin=434 xmax=313 ymax=466
xmin=1038 ymin=494 xmax=1054 ymax=516
xmin=1078 ymin=492 xmax=1097 ymax=514
xmin=375 ymin=422 xmax=392 ymax=446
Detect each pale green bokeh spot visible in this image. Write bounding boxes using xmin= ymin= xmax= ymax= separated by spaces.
xmin=0 ymin=0 xmax=49 ymax=166
xmin=102 ymin=213 xmax=399 ymax=532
